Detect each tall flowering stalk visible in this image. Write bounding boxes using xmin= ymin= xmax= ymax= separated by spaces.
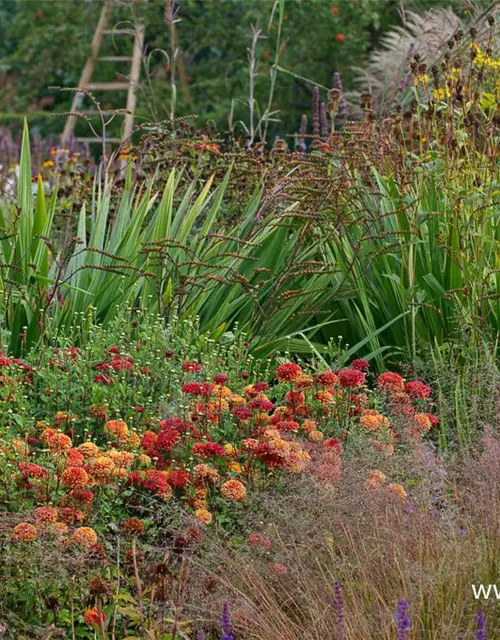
xmin=334 ymin=581 xmax=346 ymax=640
xmin=476 ymin=607 xmax=486 ymax=640
xmin=396 ymin=599 xmax=410 ymax=640
xmin=221 ymin=602 xmax=235 ymax=640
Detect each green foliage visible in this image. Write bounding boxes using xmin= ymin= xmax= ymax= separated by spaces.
xmin=0 ymin=0 xmax=459 ymax=138
xmin=0 ymin=123 xmax=338 ymax=358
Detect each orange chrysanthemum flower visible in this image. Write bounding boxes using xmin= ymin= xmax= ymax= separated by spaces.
xmin=78 ymin=442 xmax=100 ymax=458
xmin=122 ymin=517 xmax=145 ymax=535
xmin=220 ymin=479 xmax=247 ymax=501
xmin=195 ymin=508 xmax=212 ymax=525
xmin=413 ymin=413 xmax=432 ymax=431
xmin=301 ymin=419 xmax=316 ymax=433
xmin=90 ymin=456 xmax=115 ymax=482
xmin=53 ymin=521 xmax=69 ymax=535
xmin=104 ymin=419 xmax=129 ymax=441
xmin=308 ymin=429 xmax=324 ymax=442
xmin=40 ymin=428 xmax=58 ymax=444
xmin=61 ymin=466 xmax=90 ymax=489
xmin=49 ymin=432 xmax=73 ymax=452
xmin=58 ymin=507 xmax=85 ymax=524
xmin=33 ymin=506 xmax=58 ymax=523
xmin=71 ymin=526 xmax=98 ymax=548
xmin=84 ymin=606 xmax=107 ymax=628
xmin=364 ymin=470 xmax=386 ymax=490
xmin=12 ymin=522 xmax=38 ymax=542
xmin=194 ymin=464 xmax=220 ymax=483
xmin=128 ymin=431 xmax=141 ymax=448
xmin=108 ymin=449 xmax=134 ymax=468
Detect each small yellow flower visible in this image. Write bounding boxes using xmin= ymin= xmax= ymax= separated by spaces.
xmin=387 ymin=483 xmax=407 ymax=501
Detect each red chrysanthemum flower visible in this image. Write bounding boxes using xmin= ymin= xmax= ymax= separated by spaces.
xmin=192 ymin=442 xmax=226 ymax=458
xmin=122 ymin=517 xmax=145 ymax=535
xmin=182 ymin=382 xmax=214 ymax=397
xmin=276 ymin=362 xmax=302 ymax=382
xmin=405 ymin=380 xmax=431 ymax=399
xmin=232 ymin=406 xmax=252 ymax=420
xmin=338 ymin=368 xmax=366 ymax=388
xmin=426 ymin=413 xmax=440 ymax=426
xmin=141 ymin=430 xmax=158 ymax=454
xmin=250 ymin=399 xmax=275 ymax=411
xmin=213 ymin=373 xmax=229 ymax=384
xmin=248 ymin=532 xmax=271 ymax=552
xmin=275 ymin=419 xmax=300 ymax=432
xmin=67 ymin=489 xmax=94 ymax=505
xmin=252 ymin=382 xmax=269 ymax=393
xmin=128 ymin=470 xmax=146 ymax=487
xmin=351 ymin=359 xmax=369 ymax=371
xmin=159 ymin=417 xmax=193 ymax=433
xmin=323 ymin=438 xmax=343 ymax=454
xmin=315 ymin=370 xmax=339 ymax=386
xmin=182 ymin=361 xmax=203 ymax=373
xmin=143 ymin=470 xmax=170 ymax=494
xmin=110 ymin=356 xmax=133 ymax=372
xmin=156 ymin=427 xmax=179 ymax=451
xmin=66 ymin=448 xmax=85 ymax=467
xmin=18 ymin=462 xmax=48 ymax=479
xmin=285 ymin=390 xmax=305 ymax=405
xmin=168 ymin=468 xmax=191 ymax=488
xmin=94 ymin=373 xmax=113 ymax=385
xmin=377 ymin=372 xmax=404 ymax=393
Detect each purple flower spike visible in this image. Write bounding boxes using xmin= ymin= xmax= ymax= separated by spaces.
xmin=197 ymin=632 xmax=206 ymax=640
xmin=221 ymin=602 xmax=235 ymax=640
xmin=476 ymin=607 xmax=486 ymax=640
xmin=334 ymin=581 xmax=346 ymax=640
xmin=396 ymin=599 xmax=411 ymax=640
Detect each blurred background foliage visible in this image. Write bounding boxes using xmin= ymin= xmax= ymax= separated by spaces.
xmin=0 ymin=0 xmax=490 ymax=140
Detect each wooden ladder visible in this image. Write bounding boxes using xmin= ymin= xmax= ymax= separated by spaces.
xmin=61 ymin=0 xmax=144 ymax=147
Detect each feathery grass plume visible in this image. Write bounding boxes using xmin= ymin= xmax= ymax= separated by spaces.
xmin=353 ymin=9 xmax=462 ymax=113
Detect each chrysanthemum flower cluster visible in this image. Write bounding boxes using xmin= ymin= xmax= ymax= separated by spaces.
xmin=0 ymin=332 xmax=438 ymax=546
